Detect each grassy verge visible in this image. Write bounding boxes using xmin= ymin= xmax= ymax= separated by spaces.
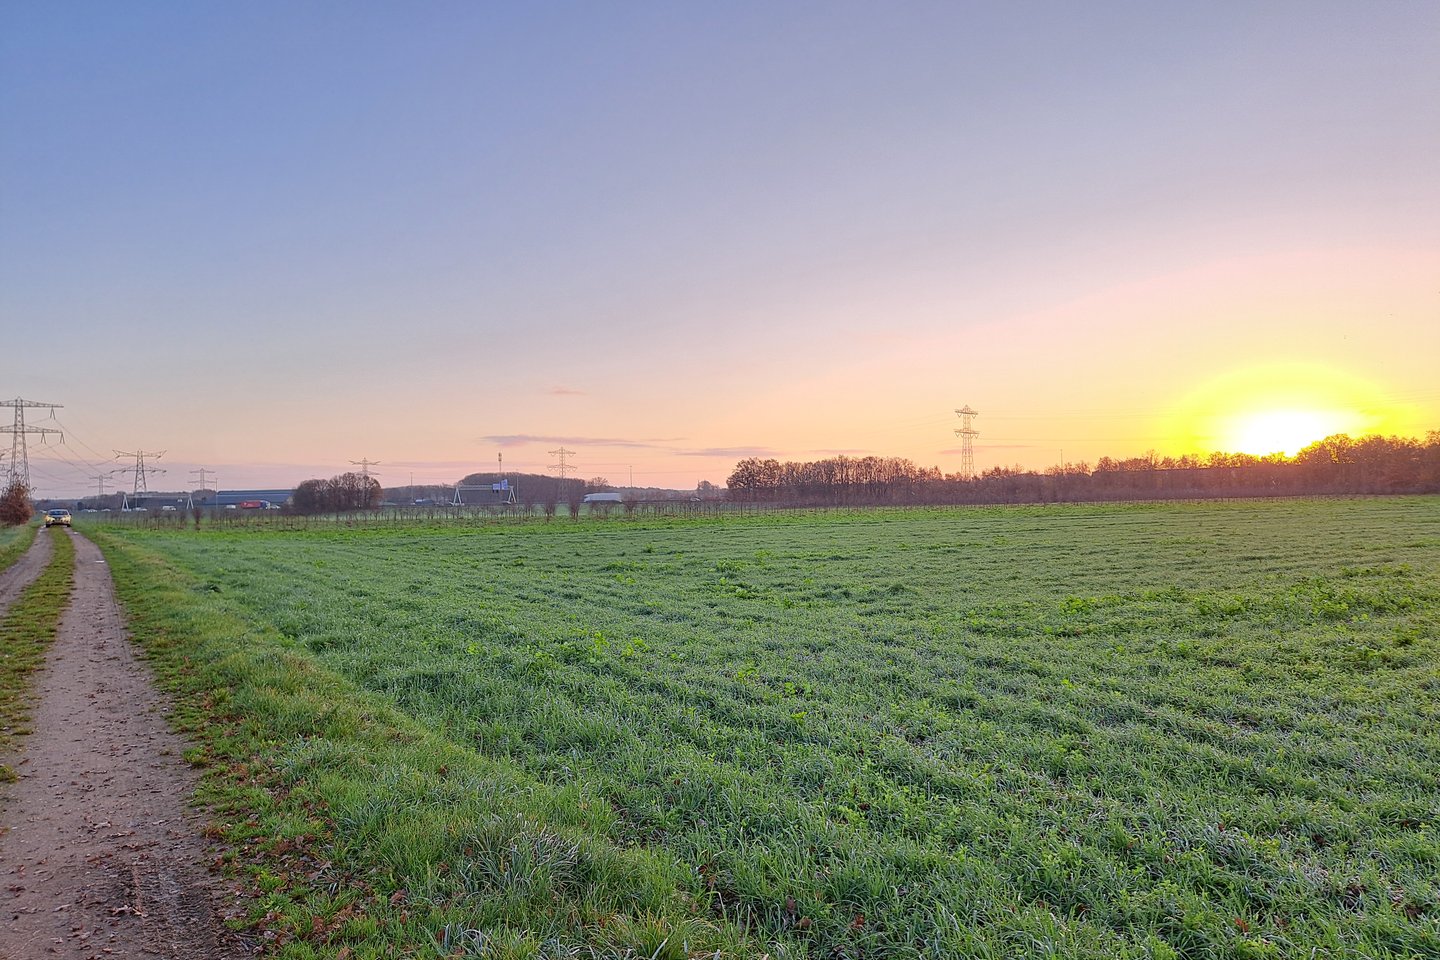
xmin=0 ymin=522 xmax=39 ymax=576
xmin=0 ymin=529 xmax=75 ymax=780
xmin=89 ymin=528 xmax=753 ymax=960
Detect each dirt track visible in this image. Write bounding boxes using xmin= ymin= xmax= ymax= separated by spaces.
xmin=0 ymin=528 xmax=52 ymax=613
xmin=0 ymin=530 xmax=246 ymax=959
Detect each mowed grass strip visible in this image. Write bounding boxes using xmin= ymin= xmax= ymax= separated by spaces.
xmin=0 ymin=522 xmax=38 ymax=576
xmin=96 ymin=497 xmax=1440 ymax=960
xmin=0 ymin=528 xmax=75 ymax=779
xmin=88 ymin=528 xmax=755 ymax=960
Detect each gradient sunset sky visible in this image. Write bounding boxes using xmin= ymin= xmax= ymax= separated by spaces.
xmin=3 ymin=2 xmax=1437 ymax=497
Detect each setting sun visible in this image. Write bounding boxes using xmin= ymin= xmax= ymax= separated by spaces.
xmin=1167 ymin=362 xmax=1408 ymax=457
xmin=1229 ymin=409 xmax=1350 ymax=456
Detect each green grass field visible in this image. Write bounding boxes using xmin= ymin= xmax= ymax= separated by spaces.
xmin=91 ymin=499 xmax=1440 ymax=959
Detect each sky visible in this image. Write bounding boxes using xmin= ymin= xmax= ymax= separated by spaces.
xmin=3 ymin=1 xmax=1437 ymax=498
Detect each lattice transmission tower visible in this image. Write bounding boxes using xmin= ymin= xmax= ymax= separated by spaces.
xmin=549 ymin=447 xmax=576 ymax=480
xmin=954 ymin=405 xmax=980 ymax=479
xmin=189 ymin=467 xmax=218 ymax=509
xmin=350 ymin=458 xmax=381 ymax=479
xmin=1 ymin=397 xmax=63 ymax=489
xmin=114 ymin=449 xmax=166 ymax=495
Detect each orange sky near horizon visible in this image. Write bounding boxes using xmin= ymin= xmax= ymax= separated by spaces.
xmin=17 ymin=240 xmax=1439 ymax=494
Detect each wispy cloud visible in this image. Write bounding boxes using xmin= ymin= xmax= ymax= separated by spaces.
xmin=479 ymin=434 xmax=682 ymax=450
xmin=548 ymin=386 xmax=585 ymax=396
xmin=810 ymin=448 xmax=871 ymax=456
xmin=676 ymin=446 xmax=782 ymax=458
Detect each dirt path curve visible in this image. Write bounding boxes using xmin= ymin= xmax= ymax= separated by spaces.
xmin=0 ymin=528 xmax=53 ymax=616
xmin=0 ymin=530 xmax=247 ymax=959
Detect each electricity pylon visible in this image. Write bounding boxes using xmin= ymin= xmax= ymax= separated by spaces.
xmin=954 ymin=406 xmax=980 ymax=480
xmin=1 ymin=397 xmax=63 ymax=489
xmin=188 ymin=467 xmax=218 ymax=510
xmin=548 ymin=447 xmax=575 ymax=480
xmin=114 ymin=449 xmax=166 ymax=495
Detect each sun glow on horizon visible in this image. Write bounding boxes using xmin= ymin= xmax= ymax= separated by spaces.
xmin=1228 ymin=408 xmax=1353 ymax=457
xmin=1169 ymin=362 xmax=1403 ymax=457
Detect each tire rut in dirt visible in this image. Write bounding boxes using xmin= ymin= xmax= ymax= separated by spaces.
xmin=0 ymin=530 xmax=54 ymax=618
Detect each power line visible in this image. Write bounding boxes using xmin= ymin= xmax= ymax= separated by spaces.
xmin=30 ymin=440 xmax=108 ymax=484
xmin=1 ymin=397 xmax=64 ymax=490
xmin=24 ymin=463 xmax=72 ymax=495
xmin=48 ymin=414 xmax=116 ymax=465
xmin=350 ymin=458 xmax=381 ymax=479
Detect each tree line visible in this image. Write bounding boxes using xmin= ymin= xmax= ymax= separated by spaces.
xmin=725 ymin=432 xmax=1440 ymax=505
xmin=291 ymin=472 xmax=383 ymax=513
xmin=455 ymin=472 xmax=587 ymax=514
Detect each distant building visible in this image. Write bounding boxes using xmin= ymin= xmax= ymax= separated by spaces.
xmin=582 ymin=492 xmax=624 ymax=504
xmin=213 ymin=489 xmax=294 ymax=507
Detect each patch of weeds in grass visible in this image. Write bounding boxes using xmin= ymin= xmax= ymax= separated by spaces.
xmin=0 ymin=529 xmax=74 ymax=775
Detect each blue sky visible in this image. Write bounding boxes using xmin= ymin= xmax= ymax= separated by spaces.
xmin=3 ymin=2 xmax=1437 ymax=496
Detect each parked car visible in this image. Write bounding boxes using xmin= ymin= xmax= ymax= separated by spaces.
xmin=44 ymin=509 xmax=72 ymax=527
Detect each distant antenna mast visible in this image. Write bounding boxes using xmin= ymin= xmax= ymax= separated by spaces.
xmin=548 ymin=446 xmax=575 ymax=480
xmin=114 ymin=449 xmax=166 ymax=495
xmin=1 ymin=397 xmax=64 ymax=489
xmin=954 ymin=406 xmax=980 ymax=479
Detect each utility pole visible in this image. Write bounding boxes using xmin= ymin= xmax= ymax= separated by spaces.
xmin=1 ymin=397 xmax=64 ymax=489
xmin=548 ymin=446 xmax=575 ymax=480
xmin=91 ymin=473 xmax=113 ymax=501
xmin=114 ymin=449 xmax=166 ymax=495
xmin=954 ymin=405 xmax=980 ymax=480
xmin=350 ymin=458 xmax=381 ymax=479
